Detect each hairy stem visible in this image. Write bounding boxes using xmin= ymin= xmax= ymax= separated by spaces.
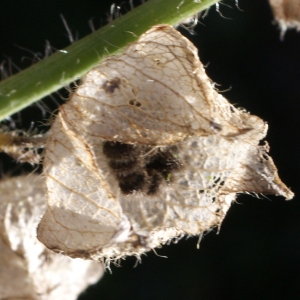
xmin=0 ymin=0 xmax=218 ymax=121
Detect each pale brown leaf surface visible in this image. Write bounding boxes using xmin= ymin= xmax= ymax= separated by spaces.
xmin=0 ymin=175 xmax=103 ymax=300
xmin=269 ymin=0 xmax=300 ymax=38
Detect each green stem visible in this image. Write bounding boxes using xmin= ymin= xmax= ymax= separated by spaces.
xmin=0 ymin=0 xmax=218 ymax=121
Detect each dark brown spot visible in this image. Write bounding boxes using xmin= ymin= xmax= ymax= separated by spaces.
xmin=146 ymin=146 xmax=181 ymax=178
xmin=102 ymin=77 xmax=121 ymax=93
xmin=210 ymin=121 xmax=222 ymax=132
xmin=118 ymin=173 xmax=146 ymax=194
xmin=103 ymin=141 xmax=182 ymax=195
xmin=147 ymin=172 xmax=163 ymax=195
xmin=103 ymin=141 xmax=137 ymax=159
xmin=108 ymin=159 xmax=137 ymax=171
xmin=129 ymin=99 xmax=141 ymax=107
xmin=103 ymin=141 xmax=144 ymax=194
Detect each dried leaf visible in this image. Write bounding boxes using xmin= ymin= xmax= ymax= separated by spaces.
xmin=0 ymin=130 xmax=47 ymax=164
xmin=37 ymin=25 xmax=293 ymax=263
xmin=269 ymin=0 xmax=300 ymax=38
xmin=0 ymin=175 xmax=103 ymax=299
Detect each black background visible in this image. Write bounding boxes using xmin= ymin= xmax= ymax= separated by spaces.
xmin=0 ymin=1 xmax=299 ymax=299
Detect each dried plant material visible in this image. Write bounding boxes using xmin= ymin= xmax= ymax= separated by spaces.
xmin=0 ymin=175 xmax=103 ymax=300
xmin=37 ymin=25 xmax=293 ymax=263
xmin=269 ymin=0 xmax=300 ymax=38
xmin=0 ymin=129 xmax=47 ymax=164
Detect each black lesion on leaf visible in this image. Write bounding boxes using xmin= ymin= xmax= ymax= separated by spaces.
xmin=118 ymin=173 xmax=146 ymax=194
xmin=108 ymin=159 xmax=137 ymax=172
xmin=146 ymin=172 xmax=163 ymax=195
xmin=103 ymin=141 xmax=144 ymax=194
xmin=102 ymin=77 xmax=121 ymax=93
xmin=145 ymin=146 xmax=182 ymax=195
xmin=145 ymin=146 xmax=181 ymax=178
xmin=103 ymin=141 xmax=137 ymax=160
xmin=103 ymin=141 xmax=182 ymax=195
